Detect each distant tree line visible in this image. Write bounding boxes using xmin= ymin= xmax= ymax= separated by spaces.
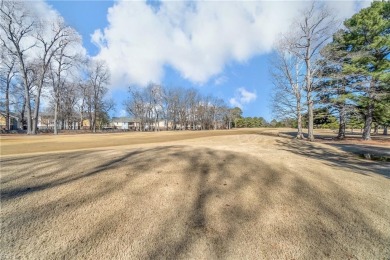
xmin=234 ymin=117 xmax=267 ymax=128
xmin=270 ymin=1 xmax=389 ymax=140
xmin=124 ymin=84 xmax=239 ymax=131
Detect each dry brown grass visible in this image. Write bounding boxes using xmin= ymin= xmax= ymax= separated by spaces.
xmin=0 ymin=129 xmax=261 ymax=156
xmin=1 ymin=130 xmax=389 ymax=259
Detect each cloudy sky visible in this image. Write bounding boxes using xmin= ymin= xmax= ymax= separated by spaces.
xmin=45 ymin=0 xmax=371 ymax=120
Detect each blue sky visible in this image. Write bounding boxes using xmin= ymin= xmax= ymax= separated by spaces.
xmin=46 ymin=0 xmax=369 ymax=121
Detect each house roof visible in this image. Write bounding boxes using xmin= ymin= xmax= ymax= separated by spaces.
xmin=0 ymin=111 xmax=20 ymax=119
xmin=111 ymin=117 xmax=140 ymax=123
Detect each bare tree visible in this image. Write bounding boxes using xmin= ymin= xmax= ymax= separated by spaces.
xmin=125 ymin=86 xmax=147 ymax=131
xmin=164 ymin=87 xmax=181 ymax=130
xmin=0 ymin=1 xmax=80 ymax=134
xmin=285 ymin=1 xmax=338 ymax=141
xmin=146 ymin=84 xmax=163 ymax=131
xmin=31 ymin=18 xmax=76 ymax=134
xmin=209 ymin=97 xmax=226 ymax=130
xmin=0 ymin=0 xmax=37 ymax=134
xmin=187 ymin=88 xmax=199 ymax=130
xmin=0 ymin=45 xmax=17 ymax=130
xmin=270 ymin=42 xmax=305 ymax=139
xmin=48 ymin=28 xmax=82 ymax=134
xmin=59 ymin=82 xmax=79 ymax=130
xmin=126 ymin=85 xmax=230 ymax=132
xmin=76 ymin=81 xmax=89 ymax=130
xmin=86 ymin=60 xmax=110 ymax=132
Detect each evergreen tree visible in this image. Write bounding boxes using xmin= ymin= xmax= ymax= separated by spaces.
xmin=317 ymin=42 xmax=359 ymax=139
xmin=334 ymin=1 xmax=390 ymax=140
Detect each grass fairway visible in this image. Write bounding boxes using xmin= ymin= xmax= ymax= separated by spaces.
xmin=1 ymin=129 xmax=389 ymax=259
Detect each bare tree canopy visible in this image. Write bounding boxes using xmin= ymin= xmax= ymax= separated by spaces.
xmin=284 ymin=1 xmax=338 ymax=141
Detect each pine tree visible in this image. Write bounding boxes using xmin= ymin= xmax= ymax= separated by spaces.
xmin=334 ymin=1 xmax=390 ymax=140
xmin=317 ymin=41 xmax=359 ymax=139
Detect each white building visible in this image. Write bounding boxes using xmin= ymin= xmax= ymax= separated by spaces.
xmin=111 ymin=117 xmax=140 ymax=130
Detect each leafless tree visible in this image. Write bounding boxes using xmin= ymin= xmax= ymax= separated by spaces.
xmin=146 ymin=84 xmax=163 ymax=131
xmin=125 ymin=85 xmax=229 ymax=131
xmin=285 ymin=1 xmax=338 ymax=141
xmin=209 ymin=97 xmax=226 ymax=130
xmin=75 ymin=81 xmax=89 ymax=130
xmin=48 ymin=28 xmax=82 ymax=134
xmin=31 ymin=17 xmax=77 ymax=134
xmin=0 ymin=1 xmax=82 ymax=134
xmin=187 ymin=88 xmax=199 ymax=130
xmin=0 ymin=0 xmax=37 ymax=134
xmin=125 ymin=86 xmax=147 ymax=131
xmin=270 ymin=41 xmax=305 ymax=139
xmin=0 ymin=45 xmax=17 ymax=130
xmin=86 ymin=60 xmax=110 ymax=132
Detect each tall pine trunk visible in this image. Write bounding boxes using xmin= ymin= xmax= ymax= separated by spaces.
xmin=362 ymin=80 xmax=375 ymax=141
xmin=337 ymin=106 xmax=346 ymax=139
xmin=362 ymin=103 xmax=373 ymax=140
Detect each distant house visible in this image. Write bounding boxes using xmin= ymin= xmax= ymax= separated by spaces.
xmin=111 ymin=117 xmax=140 ymax=130
xmin=0 ymin=112 xmax=21 ymax=130
xmin=37 ymin=113 xmax=55 ymax=130
xmin=37 ymin=113 xmax=82 ymax=130
xmin=81 ymin=119 xmax=90 ymax=130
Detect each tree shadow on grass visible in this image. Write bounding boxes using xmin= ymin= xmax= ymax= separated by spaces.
xmin=279 ymin=131 xmax=390 ymax=142
xmin=326 ymin=143 xmax=390 ymax=159
xmin=1 ymin=149 xmax=147 ymax=200
xmin=1 ymin=145 xmax=389 ymax=259
xmin=275 ymin=138 xmax=390 ymax=178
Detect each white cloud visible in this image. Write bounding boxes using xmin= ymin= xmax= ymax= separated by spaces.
xmin=92 ymin=0 xmax=371 ymax=87
xmin=214 ymin=75 xmax=228 ymax=86
xmin=229 ymin=87 xmax=257 ymax=109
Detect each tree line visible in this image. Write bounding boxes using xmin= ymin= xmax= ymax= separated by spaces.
xmin=270 ymin=1 xmax=389 ymax=140
xmin=0 ymin=1 xmax=113 ymax=134
xmin=124 ymin=84 xmax=243 ymax=131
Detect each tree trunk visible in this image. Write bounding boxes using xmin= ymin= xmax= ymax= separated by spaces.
xmin=305 ymin=57 xmax=314 ymax=141
xmin=89 ymin=111 xmax=93 ymax=131
xmin=54 ymin=97 xmax=59 ymax=135
xmin=5 ymin=83 xmax=10 ymax=131
xmin=373 ymin=124 xmax=378 ymax=135
xmin=18 ymin=97 xmax=26 ymax=130
xmin=383 ymin=126 xmax=388 ymax=135
xmin=20 ymin=64 xmax=33 ymax=134
xmin=32 ymin=86 xmax=43 ymax=134
xmin=362 ymin=81 xmax=375 ymax=141
xmin=362 ymin=103 xmax=373 ymax=140
xmin=337 ymin=107 xmax=346 ymax=140
xmin=296 ymin=100 xmax=303 ymax=139
xmin=307 ymin=91 xmax=314 ymax=141
xmin=93 ymin=110 xmax=97 ymax=133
